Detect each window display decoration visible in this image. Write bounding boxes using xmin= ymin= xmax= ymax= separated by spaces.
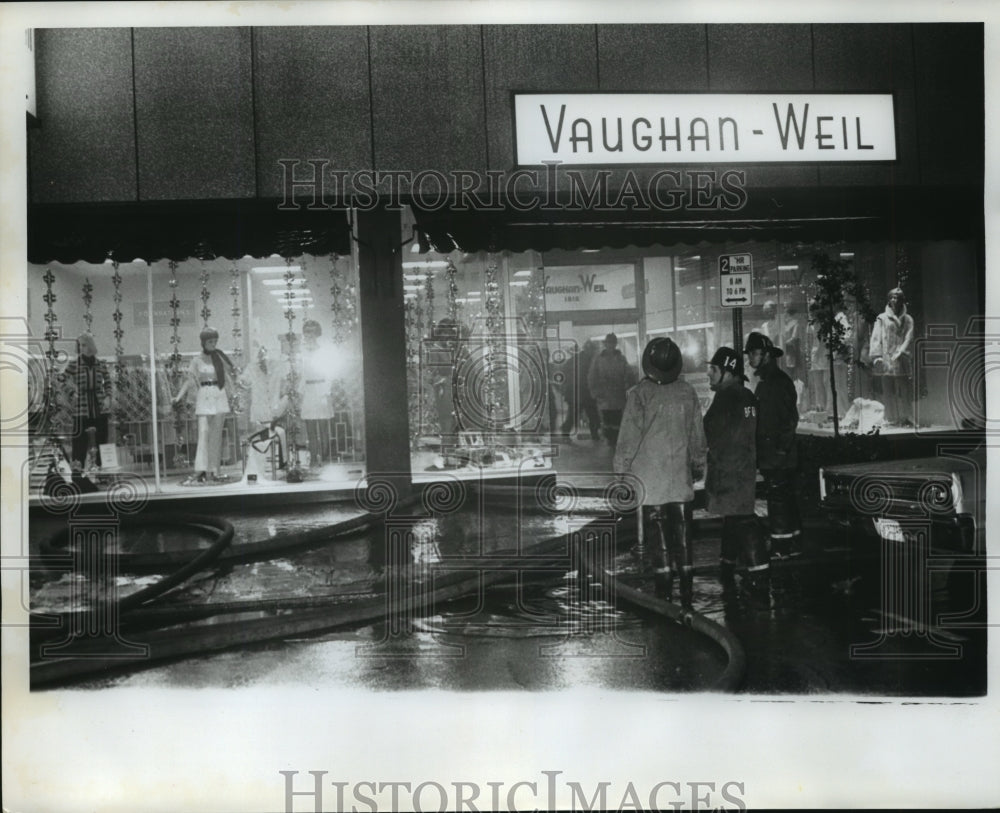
xmin=81 ymin=278 xmax=94 ymax=332
xmin=199 ymin=264 xmax=212 ymax=327
xmin=445 ymin=257 xmax=459 ymax=323
xmin=404 ymin=295 xmax=435 ymax=449
xmin=524 ymin=265 xmax=546 ymax=333
xmin=482 ymin=254 xmax=504 ymax=433
xmin=110 ymin=259 xmax=127 ymax=426
xmin=227 ymin=265 xmax=247 ymax=416
xmin=167 ymin=261 xmax=190 ymax=467
xmin=329 ymin=253 xmax=359 ymax=343
xmin=41 ymin=267 xmax=71 ymax=433
xmin=281 ymin=258 xmax=304 ymax=480
xmin=424 ymin=268 xmax=435 ymax=331
xmin=229 ymin=266 xmax=243 ymax=365
xmin=896 ymin=246 xmax=910 ymax=289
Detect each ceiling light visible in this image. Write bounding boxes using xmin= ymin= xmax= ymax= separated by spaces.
xmin=401 ymin=261 xmax=449 ymax=269
xmin=777 ymin=265 xmax=799 ymax=271
xmin=513 ymin=270 xmax=532 ymax=277
xmin=509 ymin=280 xmax=529 ymax=287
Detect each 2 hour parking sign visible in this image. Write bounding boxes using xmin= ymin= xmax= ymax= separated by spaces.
xmin=719 ymin=254 xmax=753 ymax=308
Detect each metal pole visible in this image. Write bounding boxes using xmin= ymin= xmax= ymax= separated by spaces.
xmin=732 ymin=307 xmax=743 ymax=353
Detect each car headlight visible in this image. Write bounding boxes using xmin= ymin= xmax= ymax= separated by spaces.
xmin=951 ymin=472 xmax=965 ymax=515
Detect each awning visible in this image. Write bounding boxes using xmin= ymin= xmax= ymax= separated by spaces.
xmin=27 ymin=201 xmax=353 ymax=265
xmin=411 ymin=185 xmax=983 ymax=254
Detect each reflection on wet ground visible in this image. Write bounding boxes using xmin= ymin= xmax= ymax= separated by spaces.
xmin=30 ymin=503 xmax=986 ymax=695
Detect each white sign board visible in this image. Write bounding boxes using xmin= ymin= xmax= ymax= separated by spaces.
xmin=514 ymin=93 xmax=896 ymax=164
xmin=719 ymin=254 xmax=753 ymax=308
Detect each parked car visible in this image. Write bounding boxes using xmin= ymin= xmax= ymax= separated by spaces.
xmin=819 ymin=446 xmax=984 ymax=553
xmin=818 ymin=446 xmax=986 ymax=616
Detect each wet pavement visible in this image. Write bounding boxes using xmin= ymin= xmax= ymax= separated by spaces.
xmin=29 ymin=499 xmax=987 ymax=696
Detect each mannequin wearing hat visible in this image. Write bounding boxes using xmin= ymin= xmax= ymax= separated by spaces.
xmin=744 ymin=331 xmax=802 ymax=559
xmin=613 ymin=337 xmax=706 ymax=607
xmin=703 ymin=347 xmax=769 ymax=599
xmin=172 ymin=327 xmax=236 ymax=483
xmin=869 ymin=287 xmax=915 ymax=426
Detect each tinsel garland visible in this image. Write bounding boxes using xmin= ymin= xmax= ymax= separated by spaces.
xmin=445 ymin=257 xmax=459 ymax=323
xmin=111 ymin=260 xmax=126 ymax=426
xmin=41 ymin=267 xmax=69 ymax=433
xmin=424 ymin=268 xmax=435 ymax=332
xmin=81 ymin=278 xmax=93 ymax=332
xmin=229 ymin=266 xmax=242 ymax=365
xmin=329 ymin=253 xmax=359 ymax=344
xmin=281 ymin=258 xmax=303 ymax=476
xmin=227 ymin=265 xmax=246 ymax=415
xmin=403 ymin=298 xmax=424 ymax=449
xmin=167 ymin=261 xmax=189 ymax=467
xmin=896 ymin=246 xmax=910 ymax=290
xmin=199 ymin=264 xmax=212 ymax=327
xmin=482 ymin=254 xmax=504 ymax=434
xmin=525 ymin=266 xmax=546 ymax=332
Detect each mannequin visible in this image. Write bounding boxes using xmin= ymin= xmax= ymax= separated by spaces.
xmin=781 ymin=302 xmax=806 ymax=407
xmin=172 ymin=327 xmax=235 ymax=483
xmin=806 ymin=308 xmax=831 ymax=414
xmin=299 ymin=319 xmax=335 ymax=466
xmin=759 ymin=300 xmax=779 ymax=340
xmin=242 ymin=345 xmax=289 ymax=472
xmin=65 ymin=332 xmax=113 ymax=470
xmin=870 ymin=287 xmax=915 ymax=426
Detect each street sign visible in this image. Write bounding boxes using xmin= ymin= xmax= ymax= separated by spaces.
xmin=719 ymin=254 xmax=753 ymax=308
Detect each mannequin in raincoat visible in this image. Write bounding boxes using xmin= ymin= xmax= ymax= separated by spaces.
xmin=870 ymin=287 xmax=915 ymax=425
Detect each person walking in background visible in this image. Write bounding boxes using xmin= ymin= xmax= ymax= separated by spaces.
xmin=744 ymin=331 xmax=802 ymax=558
xmin=577 ymin=339 xmax=601 ymax=440
xmin=588 ymin=333 xmax=637 ymax=443
xmin=703 ymin=347 xmax=769 ymax=600
xmin=614 ymin=337 xmax=706 ymax=607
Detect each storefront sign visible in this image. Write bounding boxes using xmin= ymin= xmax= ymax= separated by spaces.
xmin=542 ymin=264 xmax=633 ymax=310
xmin=514 ymin=93 xmax=896 ymax=164
xmin=134 ymin=300 xmax=197 ymax=326
xmin=719 ymin=254 xmax=753 ymax=308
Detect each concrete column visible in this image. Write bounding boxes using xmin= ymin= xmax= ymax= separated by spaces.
xmin=356 ymin=206 xmax=412 ymax=496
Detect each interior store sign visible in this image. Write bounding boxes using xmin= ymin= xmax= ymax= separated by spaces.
xmin=134 ymin=300 xmax=196 ymax=326
xmin=513 ymin=93 xmax=896 ymax=164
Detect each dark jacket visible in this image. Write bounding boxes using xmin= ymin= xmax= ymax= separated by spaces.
xmin=65 ymin=355 xmax=113 ymax=419
xmin=588 ymin=348 xmax=637 ymax=411
xmin=754 ymin=359 xmax=799 ymax=470
xmin=704 ymin=380 xmax=758 ymax=516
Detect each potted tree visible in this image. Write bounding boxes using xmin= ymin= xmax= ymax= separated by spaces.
xmin=807 ymin=251 xmax=876 ymax=437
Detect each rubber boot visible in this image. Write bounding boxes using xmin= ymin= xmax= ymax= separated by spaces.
xmin=653 ymin=568 xmax=673 ymax=601
xmin=719 ymin=560 xmax=738 ymax=598
xmin=650 ymin=505 xmax=673 ymax=601
xmin=664 ymin=502 xmax=694 ymax=610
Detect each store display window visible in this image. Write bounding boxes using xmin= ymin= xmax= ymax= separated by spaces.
xmin=26 ymin=252 xmax=365 ymax=499
xmin=404 ymin=232 xmax=980 ymax=481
